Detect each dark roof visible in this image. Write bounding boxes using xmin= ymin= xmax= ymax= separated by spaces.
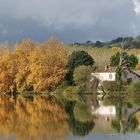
xmin=94 ymin=67 xmax=116 ymax=73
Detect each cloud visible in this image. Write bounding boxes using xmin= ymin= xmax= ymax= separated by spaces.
xmin=0 ymin=0 xmax=132 ymax=30
xmin=0 ymin=0 xmax=139 ymax=42
xmin=133 ymin=0 xmax=140 ymax=15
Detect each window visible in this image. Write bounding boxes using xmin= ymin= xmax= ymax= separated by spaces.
xmin=109 ymin=74 xmax=112 ymax=79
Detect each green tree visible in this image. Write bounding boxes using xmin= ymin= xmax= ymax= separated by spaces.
xmin=110 ymin=52 xmax=120 ymax=66
xmin=110 ymin=52 xmax=138 ymax=69
xmin=66 ymin=51 xmax=94 ymax=84
xmin=128 ymin=54 xmax=139 ymax=69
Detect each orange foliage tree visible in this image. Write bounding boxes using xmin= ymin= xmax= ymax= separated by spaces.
xmin=27 ymin=38 xmax=68 ymax=92
xmin=0 ymin=38 xmax=68 ymax=94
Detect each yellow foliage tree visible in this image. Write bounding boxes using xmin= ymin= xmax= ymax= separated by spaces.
xmin=0 ymin=38 xmax=68 ymax=94
xmin=14 ymin=39 xmax=36 ymax=92
xmin=27 ymin=38 xmax=68 ymax=92
xmin=0 ymin=53 xmax=17 ymax=94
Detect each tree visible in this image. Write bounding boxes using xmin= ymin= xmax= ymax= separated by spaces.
xmin=0 ymin=53 xmax=17 ymax=94
xmin=0 ymin=37 xmax=68 ymax=94
xmin=15 ymin=39 xmax=35 ymax=92
xmin=66 ymin=51 xmax=94 ymax=84
xmin=110 ymin=52 xmax=120 ymax=66
xmin=110 ymin=52 xmax=138 ymax=69
xmin=68 ymin=51 xmax=94 ymax=71
xmin=27 ymin=38 xmax=68 ymax=92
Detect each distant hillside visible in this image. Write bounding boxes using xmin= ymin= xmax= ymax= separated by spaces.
xmin=72 ymin=36 xmax=140 ymax=49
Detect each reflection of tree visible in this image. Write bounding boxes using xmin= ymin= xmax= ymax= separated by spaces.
xmin=0 ymin=96 xmax=69 ymax=140
xmin=66 ymin=102 xmax=94 ymax=136
xmin=110 ymin=96 xmax=139 ymax=133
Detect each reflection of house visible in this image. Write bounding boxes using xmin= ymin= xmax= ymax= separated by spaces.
xmin=91 ymin=101 xmax=116 ymax=117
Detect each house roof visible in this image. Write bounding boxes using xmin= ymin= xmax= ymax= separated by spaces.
xmin=94 ymin=66 xmax=116 ymax=73
xmin=123 ymin=68 xmax=140 ymax=78
xmin=134 ymin=70 xmax=140 ymax=75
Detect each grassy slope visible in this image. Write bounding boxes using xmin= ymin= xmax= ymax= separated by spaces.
xmin=66 ymin=45 xmax=140 ymax=68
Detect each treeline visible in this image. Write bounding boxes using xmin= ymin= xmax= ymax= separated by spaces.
xmin=0 ymin=38 xmax=68 ymax=94
xmin=72 ymin=36 xmax=140 ymax=48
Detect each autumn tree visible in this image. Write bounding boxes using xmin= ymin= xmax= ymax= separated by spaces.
xmin=27 ymin=38 xmax=68 ymax=92
xmin=0 ymin=37 xmax=68 ymax=94
xmin=0 ymin=53 xmax=17 ymax=94
xmin=15 ymin=39 xmax=36 ymax=92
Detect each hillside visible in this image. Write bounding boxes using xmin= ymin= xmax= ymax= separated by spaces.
xmin=72 ymin=36 xmax=140 ymax=49
xmin=66 ymin=45 xmax=140 ymax=68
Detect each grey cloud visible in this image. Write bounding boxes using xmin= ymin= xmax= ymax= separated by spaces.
xmin=0 ymin=0 xmax=139 ymax=43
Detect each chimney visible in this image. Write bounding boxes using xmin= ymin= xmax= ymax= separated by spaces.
xmin=105 ymin=65 xmax=109 ymax=71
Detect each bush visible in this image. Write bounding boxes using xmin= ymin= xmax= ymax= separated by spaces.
xmin=103 ymin=81 xmax=123 ymax=92
xmin=73 ymin=66 xmax=92 ymax=85
xmin=128 ymin=81 xmax=140 ymax=94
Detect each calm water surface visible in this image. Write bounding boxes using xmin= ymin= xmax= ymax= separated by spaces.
xmin=0 ymin=95 xmax=139 ymax=140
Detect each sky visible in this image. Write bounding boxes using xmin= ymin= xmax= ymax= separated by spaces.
xmin=0 ymin=0 xmax=140 ymax=43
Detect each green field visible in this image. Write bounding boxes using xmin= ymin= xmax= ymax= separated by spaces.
xmin=66 ymin=45 xmax=140 ymax=67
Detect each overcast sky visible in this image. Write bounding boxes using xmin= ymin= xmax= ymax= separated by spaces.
xmin=0 ymin=0 xmax=140 ymax=43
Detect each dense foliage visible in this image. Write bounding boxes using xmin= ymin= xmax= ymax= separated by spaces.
xmin=103 ymin=81 xmax=123 ymax=92
xmin=67 ymin=50 xmax=94 ymax=71
xmin=128 ymin=81 xmax=140 ymax=94
xmin=0 ymin=38 xmax=68 ymax=94
xmin=66 ymin=50 xmax=94 ymax=84
xmin=110 ymin=52 xmax=138 ymax=68
xmin=110 ymin=52 xmax=138 ymax=69
xmin=73 ymin=66 xmax=92 ymax=85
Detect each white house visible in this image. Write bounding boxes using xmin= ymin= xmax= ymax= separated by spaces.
xmin=91 ymin=66 xmax=116 ymax=94
xmin=91 ymin=66 xmax=116 ymax=84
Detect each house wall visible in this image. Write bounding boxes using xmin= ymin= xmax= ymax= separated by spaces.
xmin=121 ymin=70 xmax=140 ymax=83
xmin=91 ymin=72 xmax=116 ymax=82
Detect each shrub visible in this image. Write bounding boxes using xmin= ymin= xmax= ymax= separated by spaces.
xmin=128 ymin=81 xmax=140 ymax=94
xmin=103 ymin=81 xmax=123 ymax=92
xmin=73 ymin=66 xmax=92 ymax=85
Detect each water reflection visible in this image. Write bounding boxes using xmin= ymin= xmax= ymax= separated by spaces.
xmin=0 ymin=96 xmax=69 ymax=140
xmin=0 ymin=95 xmax=139 ymax=140
xmin=96 ymin=95 xmax=140 ymax=133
